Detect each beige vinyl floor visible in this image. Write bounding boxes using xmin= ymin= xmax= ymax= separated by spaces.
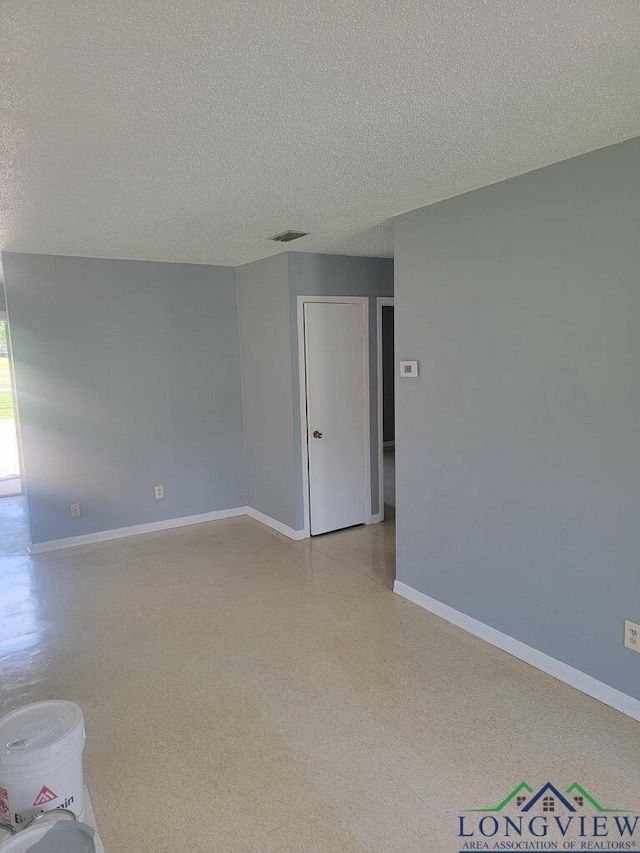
xmin=1 ymin=496 xmax=639 ymax=851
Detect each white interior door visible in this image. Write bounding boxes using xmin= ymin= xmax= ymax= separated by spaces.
xmin=304 ymin=301 xmax=368 ymax=535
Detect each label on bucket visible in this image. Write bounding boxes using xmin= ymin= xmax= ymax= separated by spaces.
xmin=2 ymin=769 xmax=84 ymax=829
xmin=33 ymin=785 xmax=58 ymax=806
xmin=0 ymin=787 xmax=9 ymax=820
xmin=12 ymin=791 xmax=78 ymax=828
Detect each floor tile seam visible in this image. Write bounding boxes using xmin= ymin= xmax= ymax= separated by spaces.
xmin=369 ymin=750 xmax=434 ymax=812
xmin=309 ymin=544 xmax=396 ymax=592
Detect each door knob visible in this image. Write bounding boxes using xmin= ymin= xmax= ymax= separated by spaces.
xmin=313 ymin=430 xmax=323 ymax=439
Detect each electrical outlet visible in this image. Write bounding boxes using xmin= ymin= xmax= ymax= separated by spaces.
xmin=624 ymin=620 xmax=640 ymax=652
xmin=70 ymin=503 xmax=81 ymax=518
xmin=154 ymin=485 xmax=164 ymax=500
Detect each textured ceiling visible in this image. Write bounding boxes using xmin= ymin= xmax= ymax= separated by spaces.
xmin=1 ymin=1 xmax=639 ymax=268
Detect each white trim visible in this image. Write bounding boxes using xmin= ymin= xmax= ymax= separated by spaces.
xmin=0 ymin=311 xmax=25 ymax=498
xmin=245 ymin=506 xmax=306 ymax=540
xmin=377 ymin=297 xmax=394 ymax=522
xmin=296 ymin=297 xmax=311 ymax=538
xmin=393 ymin=581 xmax=640 ymax=723
xmin=367 ymin=512 xmax=382 ymax=525
xmin=28 ymin=507 xmax=247 ymax=554
xmin=297 ymin=296 xmax=373 ymax=535
xmin=27 ymin=505 xmax=309 ymax=554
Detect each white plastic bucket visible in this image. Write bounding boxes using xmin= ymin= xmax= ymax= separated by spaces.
xmin=0 ymin=701 xmax=85 ymax=830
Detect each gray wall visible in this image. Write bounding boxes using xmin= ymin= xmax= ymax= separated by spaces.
xmin=236 ymin=254 xmax=298 ymax=530
xmin=288 ymin=253 xmax=394 ymax=526
xmin=394 ymin=137 xmax=640 ymax=700
xmin=382 ymin=305 xmax=395 ymax=443
xmin=3 ymin=252 xmax=246 ymax=544
xmin=237 ymin=251 xmax=393 ymax=532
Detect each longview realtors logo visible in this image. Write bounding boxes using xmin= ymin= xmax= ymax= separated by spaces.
xmin=458 ymin=781 xmax=639 ymax=851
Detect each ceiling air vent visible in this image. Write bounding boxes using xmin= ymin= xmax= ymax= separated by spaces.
xmin=269 ymin=230 xmax=308 ymax=243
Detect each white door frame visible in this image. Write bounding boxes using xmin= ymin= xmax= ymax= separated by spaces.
xmin=297 ymin=295 xmax=372 ymax=537
xmin=376 ymin=297 xmax=394 ymax=523
xmin=0 ymin=310 xmax=25 ymax=495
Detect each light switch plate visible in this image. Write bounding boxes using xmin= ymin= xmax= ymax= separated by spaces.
xmin=399 ymin=360 xmax=419 ymax=378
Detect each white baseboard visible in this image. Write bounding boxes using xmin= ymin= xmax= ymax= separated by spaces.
xmin=367 ymin=513 xmax=382 ymax=525
xmin=393 ymin=580 xmax=640 ymax=723
xmin=244 ymin=507 xmax=307 ymax=540
xmin=28 ymin=504 xmax=309 ymax=554
xmin=28 ymin=507 xmax=247 ymax=554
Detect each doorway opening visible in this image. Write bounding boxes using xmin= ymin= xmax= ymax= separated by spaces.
xmin=377 ymin=298 xmax=395 ymax=521
xmin=296 ymin=293 xmax=396 ymax=588
xmin=0 ymin=313 xmax=23 ymax=499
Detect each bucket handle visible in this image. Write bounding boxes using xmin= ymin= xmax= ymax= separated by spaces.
xmin=24 ymin=809 xmax=77 ymax=829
